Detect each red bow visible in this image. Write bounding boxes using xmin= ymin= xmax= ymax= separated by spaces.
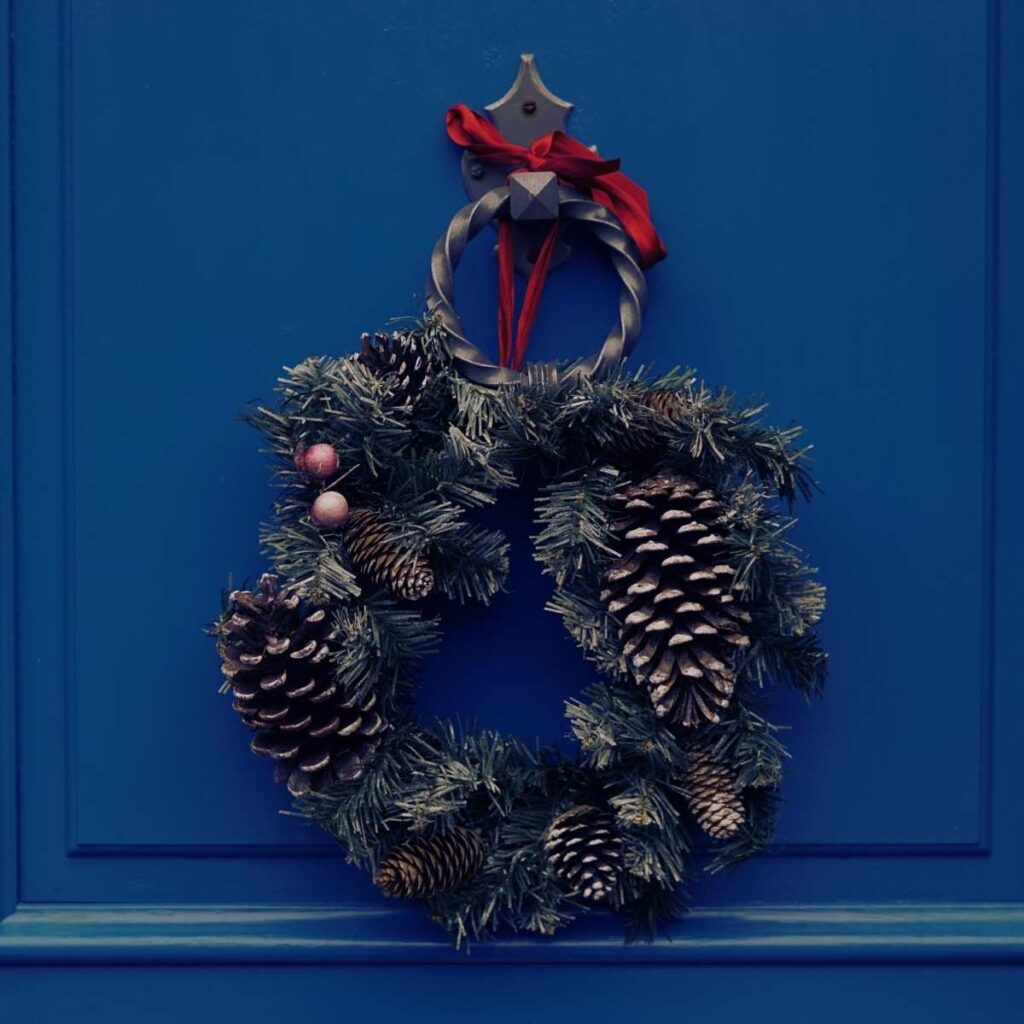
xmin=446 ymin=103 xmax=667 ymax=269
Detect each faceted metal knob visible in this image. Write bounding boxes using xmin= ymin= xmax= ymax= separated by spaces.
xmin=509 ymin=171 xmax=560 ymax=221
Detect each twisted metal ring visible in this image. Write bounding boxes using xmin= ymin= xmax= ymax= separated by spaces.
xmin=425 ymin=186 xmax=647 ymax=387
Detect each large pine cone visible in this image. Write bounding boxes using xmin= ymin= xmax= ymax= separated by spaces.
xmin=683 ymin=747 xmax=746 ymax=839
xmin=217 ymin=574 xmax=386 ymax=796
xmin=375 ymin=828 xmax=485 ymax=899
xmin=358 ymin=329 xmax=434 ymax=406
xmin=345 ymin=508 xmax=434 ymax=600
xmin=543 ymin=805 xmax=622 ymax=903
xmin=601 ymin=471 xmax=751 ymax=728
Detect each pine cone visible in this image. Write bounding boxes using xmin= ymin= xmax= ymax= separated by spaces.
xmin=543 ymin=805 xmax=622 ymax=903
xmin=217 ymin=574 xmax=386 ymax=796
xmin=375 ymin=828 xmax=485 ymax=899
xmin=639 ymin=388 xmax=685 ymax=421
xmin=601 ymin=471 xmax=751 ymax=728
xmin=345 ymin=508 xmax=434 ymax=600
xmin=596 ymin=394 xmax=664 ymax=458
xmin=684 ymin=747 xmax=746 ymax=839
xmin=359 ymin=329 xmax=434 ymax=405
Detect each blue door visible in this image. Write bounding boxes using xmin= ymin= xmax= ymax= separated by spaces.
xmin=2 ymin=1 xmax=1023 ymax=1019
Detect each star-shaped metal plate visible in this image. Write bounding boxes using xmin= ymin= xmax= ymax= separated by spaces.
xmin=485 ymin=53 xmax=573 ymax=147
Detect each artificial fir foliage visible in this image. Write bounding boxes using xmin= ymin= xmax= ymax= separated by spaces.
xmin=375 ymin=828 xmax=486 ymax=898
xmin=543 ymin=804 xmax=623 ymax=902
xmin=601 ymin=472 xmax=752 ymax=728
xmin=219 ymin=318 xmax=827 ymax=944
xmin=216 ymin=574 xmax=387 ymax=796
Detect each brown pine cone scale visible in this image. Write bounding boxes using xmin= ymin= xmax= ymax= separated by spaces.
xmin=602 ymin=471 xmax=751 ymax=728
xmin=217 ymin=574 xmax=386 ymax=796
xmin=684 ymin=747 xmax=746 ymax=839
xmin=375 ymin=828 xmax=485 ymax=899
xmin=345 ymin=508 xmax=434 ymax=600
xmin=639 ymin=388 xmax=686 ymax=421
xmin=543 ymin=805 xmax=622 ymax=903
xmin=359 ymin=329 xmax=434 ymax=405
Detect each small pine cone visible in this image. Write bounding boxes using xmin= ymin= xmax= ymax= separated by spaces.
xmin=217 ymin=574 xmax=387 ymax=796
xmin=599 ymin=397 xmax=664 ymax=458
xmin=639 ymin=388 xmax=685 ymax=421
xmin=375 ymin=828 xmax=485 ymax=899
xmin=345 ymin=508 xmax=434 ymax=600
xmin=601 ymin=471 xmax=751 ymax=729
xmin=543 ymin=805 xmax=623 ymax=903
xmin=684 ymin=747 xmax=746 ymax=839
xmin=359 ymin=329 xmax=434 ymax=405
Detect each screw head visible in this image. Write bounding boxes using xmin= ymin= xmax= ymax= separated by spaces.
xmin=521 ymin=99 xmax=537 ymax=115
xmin=468 ymin=161 xmax=485 ymax=180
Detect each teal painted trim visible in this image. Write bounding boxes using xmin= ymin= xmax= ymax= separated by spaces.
xmin=1 ymin=903 xmax=1022 ymax=965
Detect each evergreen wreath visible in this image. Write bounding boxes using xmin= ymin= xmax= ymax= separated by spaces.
xmin=214 ymin=319 xmax=826 ymax=944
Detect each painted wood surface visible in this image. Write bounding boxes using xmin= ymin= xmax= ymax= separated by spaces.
xmin=2 ymin=0 xmax=1022 ymax=1017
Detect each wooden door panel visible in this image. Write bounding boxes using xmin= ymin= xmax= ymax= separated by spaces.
xmin=2 ymin=0 xmax=1022 ymax=986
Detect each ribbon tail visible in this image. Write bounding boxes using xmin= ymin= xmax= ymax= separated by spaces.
xmin=512 ymin=221 xmax=560 ymax=370
xmin=497 ymin=219 xmax=516 ymax=367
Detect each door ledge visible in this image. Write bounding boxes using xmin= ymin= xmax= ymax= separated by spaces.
xmin=1 ymin=901 xmax=1022 ymax=964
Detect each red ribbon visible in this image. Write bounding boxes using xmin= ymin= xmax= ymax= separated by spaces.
xmin=497 ymin=218 xmax=560 ymax=369
xmin=447 ymin=104 xmax=668 ymax=269
xmin=446 ymin=104 xmax=667 ymax=369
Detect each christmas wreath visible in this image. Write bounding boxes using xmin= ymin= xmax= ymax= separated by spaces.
xmin=214 ymin=80 xmax=826 ymax=943
xmin=215 ymin=321 xmax=826 ymax=943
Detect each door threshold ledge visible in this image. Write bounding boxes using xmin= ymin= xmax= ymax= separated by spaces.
xmin=1 ymin=902 xmax=1022 ymax=964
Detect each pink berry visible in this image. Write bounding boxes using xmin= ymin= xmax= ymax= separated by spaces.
xmin=302 ymin=443 xmax=340 ymax=480
xmin=310 ymin=491 xmax=350 ymax=529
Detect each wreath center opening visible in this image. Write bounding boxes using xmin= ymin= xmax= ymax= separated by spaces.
xmin=416 ymin=475 xmax=591 ymax=751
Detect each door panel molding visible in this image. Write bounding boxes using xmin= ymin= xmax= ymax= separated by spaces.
xmin=50 ymin=0 xmax=996 ymax=862
xmin=0 ymin=0 xmax=18 ymax=925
